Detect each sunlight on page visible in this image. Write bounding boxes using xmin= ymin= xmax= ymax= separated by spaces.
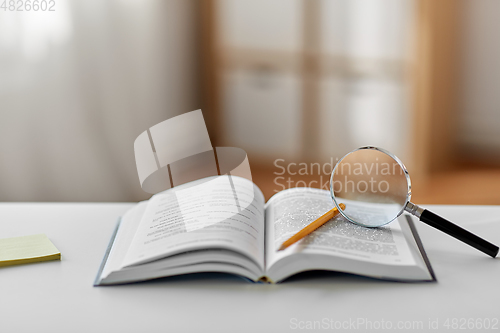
xmin=176 ymin=176 xmax=243 ymax=232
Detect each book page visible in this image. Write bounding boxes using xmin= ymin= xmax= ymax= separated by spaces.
xmin=122 ymin=176 xmax=265 ymax=270
xmin=265 ymin=188 xmax=416 ymax=269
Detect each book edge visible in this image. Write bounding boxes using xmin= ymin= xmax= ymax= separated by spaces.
xmin=93 ymin=218 xmax=122 ymax=286
xmin=405 ymin=215 xmax=437 ymax=282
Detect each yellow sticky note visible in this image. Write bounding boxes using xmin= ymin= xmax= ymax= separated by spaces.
xmin=0 ymin=234 xmax=61 ymax=267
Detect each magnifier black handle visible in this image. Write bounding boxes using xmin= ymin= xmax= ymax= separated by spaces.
xmin=420 ymin=209 xmax=499 ymax=258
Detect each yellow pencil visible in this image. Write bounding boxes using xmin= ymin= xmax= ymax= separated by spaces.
xmin=278 ymin=203 xmax=346 ymax=251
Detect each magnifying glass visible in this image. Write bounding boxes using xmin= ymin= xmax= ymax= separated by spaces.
xmin=330 ymin=146 xmax=499 ymax=258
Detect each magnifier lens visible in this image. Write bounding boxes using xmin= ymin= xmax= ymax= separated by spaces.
xmin=329 ymin=147 xmax=498 ymax=257
xmin=330 ymin=148 xmax=410 ymax=227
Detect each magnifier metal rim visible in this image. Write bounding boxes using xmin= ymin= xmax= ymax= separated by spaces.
xmin=330 ymin=146 xmax=412 ymax=227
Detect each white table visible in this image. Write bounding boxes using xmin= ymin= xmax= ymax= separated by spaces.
xmin=1 ymin=203 xmax=499 ymax=333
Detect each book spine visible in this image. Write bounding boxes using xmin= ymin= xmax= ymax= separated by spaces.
xmin=405 ymin=215 xmax=437 ymax=281
xmin=93 ymin=218 xmax=122 ymax=286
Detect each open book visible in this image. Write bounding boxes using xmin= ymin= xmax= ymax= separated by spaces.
xmin=94 ymin=176 xmax=434 ymax=285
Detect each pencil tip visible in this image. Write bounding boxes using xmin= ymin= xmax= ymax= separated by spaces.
xmin=278 ymin=245 xmax=286 ymax=251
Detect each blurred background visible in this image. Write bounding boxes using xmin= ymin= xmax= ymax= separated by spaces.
xmin=1 ymin=0 xmax=499 ymax=204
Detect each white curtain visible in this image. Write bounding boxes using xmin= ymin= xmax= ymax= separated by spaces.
xmin=0 ymin=0 xmax=201 ymax=201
